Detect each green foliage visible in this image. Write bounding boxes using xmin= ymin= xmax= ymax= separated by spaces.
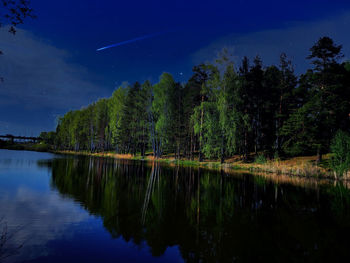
xmin=254 ymin=154 xmax=267 ymax=164
xmin=118 ymin=82 xmax=150 ymax=155
xmin=39 ymin=131 xmax=56 ymax=145
xmin=273 ymin=151 xmax=280 ymax=161
xmin=201 ymin=102 xmax=221 ymax=159
xmin=281 ymin=101 xmax=319 ymax=156
xmin=108 ymin=87 xmax=126 ymax=149
xmin=45 ymin=36 xmax=350 ymax=164
xmin=330 ymin=130 xmax=350 ymax=177
xmin=4 ymin=143 xmax=50 ymax=152
xmin=344 ymin=61 xmax=350 ymax=72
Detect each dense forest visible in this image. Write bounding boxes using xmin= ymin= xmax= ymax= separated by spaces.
xmin=42 ymin=36 xmax=350 ymax=163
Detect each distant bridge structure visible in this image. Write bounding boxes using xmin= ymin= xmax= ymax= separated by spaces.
xmin=0 ymin=134 xmax=42 ymax=144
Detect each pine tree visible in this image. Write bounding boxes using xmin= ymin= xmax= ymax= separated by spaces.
xmin=307 ymin=36 xmax=344 ymax=161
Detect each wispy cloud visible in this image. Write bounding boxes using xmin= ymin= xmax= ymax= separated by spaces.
xmin=0 ymin=28 xmax=109 ymax=110
xmin=192 ymin=11 xmax=350 ymax=73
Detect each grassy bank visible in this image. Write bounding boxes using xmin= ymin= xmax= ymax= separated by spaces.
xmin=55 ymin=150 xmax=342 ymax=180
xmin=1 ymin=144 xmax=341 ymax=180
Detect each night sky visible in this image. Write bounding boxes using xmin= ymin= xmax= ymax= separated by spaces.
xmin=1 ymin=0 xmax=350 ymax=135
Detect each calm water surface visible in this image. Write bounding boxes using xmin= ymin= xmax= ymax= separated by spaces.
xmin=0 ymin=149 xmax=350 ymax=262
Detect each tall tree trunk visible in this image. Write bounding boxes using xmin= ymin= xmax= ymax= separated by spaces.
xmin=220 ymin=133 xmax=225 ymax=164
xmin=190 ymin=129 xmax=193 ymax=160
xmin=199 ymin=95 xmax=204 ymax=162
xmin=141 ymin=126 xmax=145 ymax=158
xmin=243 ymin=129 xmax=248 ymax=162
xmin=277 ymin=94 xmax=283 ymax=152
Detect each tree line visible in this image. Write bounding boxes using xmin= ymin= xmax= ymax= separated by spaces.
xmin=42 ymin=36 xmax=350 ymax=162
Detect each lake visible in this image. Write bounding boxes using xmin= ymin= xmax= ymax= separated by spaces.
xmin=0 ymin=149 xmax=349 ymax=262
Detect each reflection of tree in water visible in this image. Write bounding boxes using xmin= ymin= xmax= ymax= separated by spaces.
xmin=142 ymin=162 xmax=160 ymax=225
xmin=49 ymin=156 xmax=350 ymax=262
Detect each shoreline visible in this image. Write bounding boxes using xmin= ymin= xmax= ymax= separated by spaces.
xmin=53 ymin=150 xmax=343 ymax=181
xmin=1 ymin=145 xmax=345 ymax=182
xmin=55 ymin=150 xmax=350 ymax=190
xmin=2 ymin=146 xmax=349 ymax=189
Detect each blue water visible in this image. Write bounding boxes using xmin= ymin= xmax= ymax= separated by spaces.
xmin=0 ymin=150 xmax=182 ymax=263
xmin=1 ymin=149 xmax=350 ymax=262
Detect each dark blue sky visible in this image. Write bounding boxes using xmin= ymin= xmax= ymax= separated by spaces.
xmin=1 ymin=0 xmax=350 ymax=135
